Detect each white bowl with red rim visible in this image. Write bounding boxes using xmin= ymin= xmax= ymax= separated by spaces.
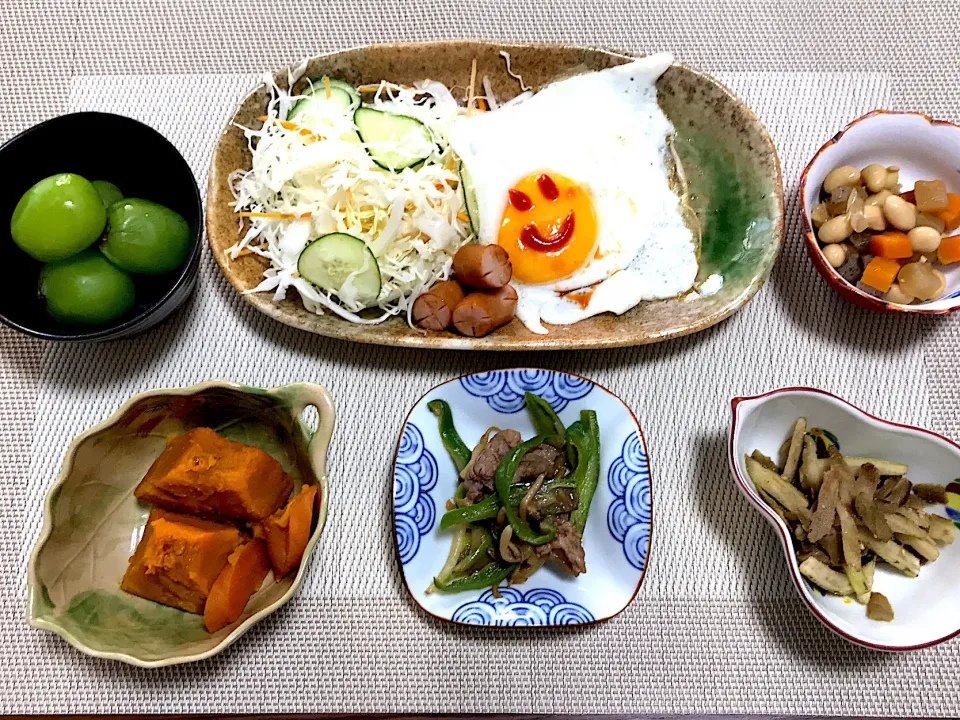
xmin=800 ymin=110 xmax=960 ymax=314
xmin=729 ymin=386 xmax=960 ymax=650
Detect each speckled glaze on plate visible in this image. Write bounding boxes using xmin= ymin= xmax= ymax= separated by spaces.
xmin=207 ymin=41 xmax=784 ymax=350
xmin=27 ymin=381 xmax=335 ymax=667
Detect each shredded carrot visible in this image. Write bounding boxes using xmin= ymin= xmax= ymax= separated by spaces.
xmin=434 ymin=181 xmax=445 ymax=191
xmin=298 ymin=128 xmax=325 ymax=142
xmin=477 ymin=97 xmax=488 ymax=111
xmin=258 ymin=116 xmax=322 ymax=140
xmin=457 ymin=212 xmax=470 ymax=223
xmin=237 ymin=211 xmax=313 ymax=219
xmin=323 ymin=76 xmax=331 ymax=99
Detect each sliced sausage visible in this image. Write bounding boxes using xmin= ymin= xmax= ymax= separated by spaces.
xmin=412 ymin=280 xmax=466 ymax=331
xmin=452 ymin=244 xmax=512 ymax=289
xmin=452 ymin=284 xmax=518 ymax=337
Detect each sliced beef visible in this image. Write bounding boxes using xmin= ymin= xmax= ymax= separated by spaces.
xmin=461 ymin=429 xmax=521 ymax=503
xmin=535 ymin=515 xmax=586 ymax=576
xmin=516 ymin=443 xmax=563 ymax=482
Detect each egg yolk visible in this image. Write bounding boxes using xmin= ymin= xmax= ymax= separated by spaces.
xmin=498 ymin=172 xmax=598 ymax=284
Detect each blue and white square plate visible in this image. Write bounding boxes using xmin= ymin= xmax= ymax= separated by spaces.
xmin=392 ymin=368 xmax=651 ymax=627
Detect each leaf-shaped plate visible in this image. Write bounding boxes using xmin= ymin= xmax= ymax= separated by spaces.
xmin=27 ymin=381 xmax=335 ymax=667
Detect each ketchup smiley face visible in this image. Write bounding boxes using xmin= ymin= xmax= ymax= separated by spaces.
xmin=497 ymin=172 xmax=597 ymax=284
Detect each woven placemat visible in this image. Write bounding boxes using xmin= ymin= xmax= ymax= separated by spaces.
xmin=1 ymin=0 xmax=958 ymax=715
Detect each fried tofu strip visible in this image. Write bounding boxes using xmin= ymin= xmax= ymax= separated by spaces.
xmin=808 ymin=466 xmax=841 ymax=543
xmin=867 ymin=592 xmax=894 ymax=622
xmin=913 ymin=483 xmax=948 ymax=504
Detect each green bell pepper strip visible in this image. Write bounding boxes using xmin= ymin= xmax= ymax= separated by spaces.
xmin=432 ymin=561 xmax=517 ymax=593
xmin=453 ymin=530 xmax=493 ymax=573
xmin=496 ymin=436 xmax=557 ymax=545
xmin=439 ymin=477 xmax=577 ymax=530
xmin=427 ymin=399 xmax=471 ymax=472
xmin=568 ymin=410 xmax=600 ymax=534
xmin=525 ymin=392 xmax=566 ymax=440
xmin=524 ymin=391 xmax=577 ymax=468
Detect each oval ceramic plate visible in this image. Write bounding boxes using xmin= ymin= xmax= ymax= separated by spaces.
xmin=393 ymin=369 xmax=651 ymax=626
xmin=207 ymin=41 xmax=784 ymax=350
xmin=729 ymin=387 xmax=960 ymax=651
xmin=27 ymin=381 xmax=335 ymax=667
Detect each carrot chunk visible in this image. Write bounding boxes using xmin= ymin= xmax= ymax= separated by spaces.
xmin=869 ymin=232 xmax=913 ymax=259
xmin=936 ymin=193 xmax=960 ymax=232
xmin=861 ymin=256 xmax=902 ymax=293
xmin=257 ymin=484 xmax=318 ymax=577
xmin=937 ymin=234 xmax=960 ymax=265
xmin=203 ymin=540 xmax=271 ymax=632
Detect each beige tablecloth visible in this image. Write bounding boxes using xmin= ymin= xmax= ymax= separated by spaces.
xmin=2 ymin=0 xmax=959 ymax=715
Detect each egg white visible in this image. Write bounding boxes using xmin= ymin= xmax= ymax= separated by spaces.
xmin=448 ymin=52 xmax=698 ymax=334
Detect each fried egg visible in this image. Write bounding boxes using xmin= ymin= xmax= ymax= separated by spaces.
xmin=448 ymin=52 xmax=698 ymax=334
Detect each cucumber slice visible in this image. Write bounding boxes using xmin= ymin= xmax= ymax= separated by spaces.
xmin=354 ymin=106 xmax=434 ymax=171
xmin=460 ymin=163 xmax=479 ymax=234
xmin=297 ymin=233 xmax=381 ymax=305
xmin=288 ymin=77 xmax=360 ymax=121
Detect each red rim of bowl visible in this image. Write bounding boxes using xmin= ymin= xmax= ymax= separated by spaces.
xmin=391 ymin=367 xmax=651 ymax=628
xmin=729 ymin=385 xmax=960 ymax=651
xmin=799 ymin=109 xmax=960 ymax=315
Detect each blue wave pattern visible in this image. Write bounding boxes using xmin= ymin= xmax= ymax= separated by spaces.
xmin=393 ymin=423 xmax=438 ymax=565
xmin=606 ymin=432 xmax=651 ymax=571
xmin=459 ymin=369 xmax=593 ymax=413
xmin=452 ymin=587 xmax=595 ymax=626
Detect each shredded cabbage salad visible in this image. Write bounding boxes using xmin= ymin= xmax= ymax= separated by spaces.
xmin=228 ymin=67 xmax=476 ymax=325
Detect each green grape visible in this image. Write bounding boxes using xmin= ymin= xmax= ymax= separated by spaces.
xmin=92 ymin=180 xmax=123 ymax=208
xmin=102 ymin=199 xmax=191 ymax=275
xmin=11 ymin=173 xmax=107 ymax=262
xmin=39 ymin=250 xmax=135 ymax=325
